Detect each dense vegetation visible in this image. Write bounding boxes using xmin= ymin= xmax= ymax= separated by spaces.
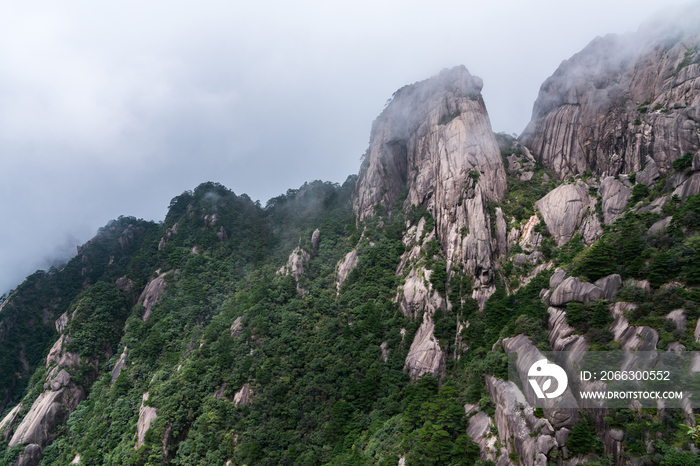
xmin=3 ymin=138 xmax=700 ymax=465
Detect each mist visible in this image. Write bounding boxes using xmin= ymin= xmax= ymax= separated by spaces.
xmin=0 ymin=0 xmax=691 ymax=296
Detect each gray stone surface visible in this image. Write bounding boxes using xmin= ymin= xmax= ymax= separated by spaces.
xmin=495 ymin=207 xmax=508 ymax=257
xmin=649 ymin=216 xmax=672 ymax=235
xmin=230 ymin=316 xmax=244 ymax=338
xmin=599 ymin=177 xmax=632 ymax=225
xmin=636 ymin=156 xmax=660 ymax=187
xmin=111 ymin=347 xmax=128 ymax=383
xmin=536 ymin=182 xmax=591 ymax=246
xmin=336 ymin=249 xmax=358 ymax=290
xmin=593 ymin=274 xmax=622 ymax=302
xmin=352 ymin=66 xmax=506 ymax=295
xmin=673 ymin=171 xmax=700 ymax=199
xmin=520 ymin=19 xmax=700 ymax=179
xmin=15 ymin=444 xmax=42 ymax=466
xmin=135 ymin=392 xmax=157 ymax=449
xmin=550 ymin=277 xmax=605 ymax=306
xmin=549 ymin=269 xmax=567 ymax=290
xmin=233 ymin=383 xmax=253 ymax=407
xmin=138 ymin=272 xmax=169 ymax=321
xmin=666 ymin=309 xmax=687 ymax=331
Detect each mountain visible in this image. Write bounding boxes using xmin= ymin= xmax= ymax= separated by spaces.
xmin=3 ymin=7 xmax=700 ymax=466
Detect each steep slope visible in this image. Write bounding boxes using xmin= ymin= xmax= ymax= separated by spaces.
xmin=521 ymin=3 xmax=700 ymax=178
xmin=354 ymin=66 xmax=506 ymax=295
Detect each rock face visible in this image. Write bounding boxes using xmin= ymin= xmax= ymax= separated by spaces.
xmin=10 ymin=387 xmax=83 ymax=449
xmin=335 ymin=249 xmax=358 ymax=291
xmin=403 ymin=312 xmax=445 ymax=381
xmin=599 ymin=177 xmax=632 ymax=225
xmin=535 ymin=182 xmax=592 ymax=245
xmin=111 ymin=347 xmax=128 ymax=383
xmin=521 ymin=7 xmax=700 ymax=179
xmin=353 ymin=66 xmax=506 ymax=295
xmin=485 ymin=374 xmax=559 ymax=466
xmin=138 ymin=272 xmax=169 ymax=321
xmin=135 ymin=392 xmax=157 ymax=449
xmin=593 ymin=274 xmax=623 ymax=302
xmin=467 ymin=411 xmax=497 ymax=462
xmin=15 ymin=444 xmax=42 ymax=466
xmin=233 ymin=383 xmax=253 ymax=407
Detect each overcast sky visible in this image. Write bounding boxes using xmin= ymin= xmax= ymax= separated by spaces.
xmin=0 ymin=0 xmax=691 ymax=295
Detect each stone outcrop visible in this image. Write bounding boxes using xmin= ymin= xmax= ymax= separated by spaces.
xmin=673 ymin=171 xmax=700 ymax=199
xmin=403 ymin=311 xmax=445 ymax=381
xmin=111 ymin=347 xmax=128 ymax=383
xmin=0 ymin=403 xmax=22 ymax=441
xmin=593 ymin=274 xmax=622 ymax=302
xmin=550 ymin=277 xmax=605 ymax=306
xmin=135 ymin=392 xmax=157 ymax=449
xmin=233 ymin=383 xmax=253 ymax=407
xmin=15 ymin=444 xmax=42 ymax=466
xmin=10 ymin=386 xmax=84 ymax=450
xmin=495 ymin=207 xmax=508 ymax=257
xmin=501 ymin=335 xmax=579 ymax=429
xmin=278 ymin=230 xmax=322 ymax=292
xmin=230 ymin=316 xmax=244 ymax=338
xmin=649 ymin=216 xmax=672 ymax=234
xmin=611 ymin=302 xmax=659 ymax=353
xmin=353 ymin=66 xmax=506 ymax=296
xmin=485 ymin=374 xmax=559 ymax=466
xmin=5 ymin=310 xmax=86 ymax=465
xmin=397 ymin=267 xmax=446 ymax=320
xmin=467 ymin=411 xmax=497 ymax=462
xmin=666 ymin=309 xmax=687 ymax=331
xmin=521 ymin=6 xmax=700 ymax=179
xmin=335 ymin=249 xmax=358 ymax=291
xmin=138 ymin=272 xmax=169 ymax=321
xmin=599 ymin=177 xmax=631 ymax=225
xmin=636 ymin=156 xmax=660 ymax=187
xmin=535 ymin=182 xmax=592 ymax=245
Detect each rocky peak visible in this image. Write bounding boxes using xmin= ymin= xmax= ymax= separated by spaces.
xmin=521 ymin=3 xmax=700 ymax=179
xmin=353 ymin=65 xmax=506 ymax=292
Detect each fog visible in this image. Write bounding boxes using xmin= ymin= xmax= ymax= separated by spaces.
xmin=0 ymin=0 xmax=691 ymax=295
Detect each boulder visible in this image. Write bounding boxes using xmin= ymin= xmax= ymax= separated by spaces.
xmin=550 ymin=277 xmax=605 ymax=306
xmin=535 ymin=182 xmax=591 ymax=246
xmin=666 ymin=309 xmax=687 ymax=331
xmin=404 ymin=310 xmax=445 ymax=381
xmin=593 ymin=274 xmax=622 ymax=302
xmin=15 ymin=444 xmax=42 ymax=466
xmin=549 ymin=269 xmax=567 ymax=290
xmin=649 ymin=216 xmax=672 ymax=235
xmin=599 ymin=177 xmax=631 ymax=225
xmin=636 ymin=156 xmax=660 ymax=187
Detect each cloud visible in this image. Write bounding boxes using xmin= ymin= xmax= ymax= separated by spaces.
xmin=0 ymin=0 xmax=690 ymax=295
